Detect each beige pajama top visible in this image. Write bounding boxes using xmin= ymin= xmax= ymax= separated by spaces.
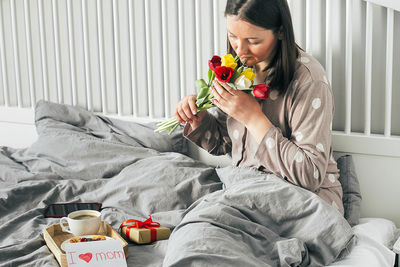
xmin=184 ymin=51 xmax=344 ymax=215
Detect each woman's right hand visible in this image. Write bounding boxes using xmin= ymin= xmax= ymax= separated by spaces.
xmin=174 ymin=94 xmax=206 ymax=129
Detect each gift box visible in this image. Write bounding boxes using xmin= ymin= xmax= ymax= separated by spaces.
xmin=119 ymin=216 xmax=170 ymax=244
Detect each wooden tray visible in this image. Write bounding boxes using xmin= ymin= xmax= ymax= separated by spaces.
xmin=43 ymin=221 xmax=128 ymax=267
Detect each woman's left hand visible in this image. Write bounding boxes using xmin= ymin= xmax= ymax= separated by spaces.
xmin=210 ymin=80 xmax=262 ymax=126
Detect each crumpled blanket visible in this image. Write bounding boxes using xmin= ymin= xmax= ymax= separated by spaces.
xmin=0 ymin=101 xmax=355 ymax=267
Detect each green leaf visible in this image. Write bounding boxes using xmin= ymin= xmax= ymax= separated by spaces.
xmin=195 ymin=79 xmax=208 ymax=94
xmin=230 ymin=72 xmax=240 ymax=83
xmin=201 ymin=102 xmax=214 ymax=109
xmin=208 ymin=69 xmax=212 ymax=86
xmin=210 ymin=72 xmax=215 ymax=84
xmin=196 ymin=96 xmax=207 ymax=106
xmin=197 ymin=86 xmax=209 ymax=100
xmin=226 ymin=82 xmax=237 ymax=90
xmin=205 ymin=93 xmax=214 ymax=103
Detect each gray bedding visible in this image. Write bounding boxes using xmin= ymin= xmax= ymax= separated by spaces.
xmin=0 ymin=101 xmax=355 ymax=267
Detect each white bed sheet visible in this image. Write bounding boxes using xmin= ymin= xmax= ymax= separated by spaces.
xmin=328 ymin=218 xmax=397 ymax=267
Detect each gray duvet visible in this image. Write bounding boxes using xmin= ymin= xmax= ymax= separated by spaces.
xmin=0 ymin=101 xmax=355 ymax=267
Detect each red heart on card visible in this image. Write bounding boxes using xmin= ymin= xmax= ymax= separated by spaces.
xmin=79 ymin=253 xmax=92 ymax=263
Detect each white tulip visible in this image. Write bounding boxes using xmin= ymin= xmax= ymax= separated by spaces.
xmin=234 ymin=75 xmax=252 ymax=90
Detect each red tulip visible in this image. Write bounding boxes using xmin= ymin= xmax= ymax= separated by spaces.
xmin=208 ymin=56 xmax=221 ymax=71
xmin=253 ymin=84 xmax=270 ymax=100
xmin=214 ymin=66 xmax=234 ymax=82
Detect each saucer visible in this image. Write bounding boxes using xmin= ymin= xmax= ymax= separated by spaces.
xmin=60 ymin=235 xmax=113 ymax=251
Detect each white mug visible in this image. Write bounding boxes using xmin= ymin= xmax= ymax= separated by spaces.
xmin=59 ymin=210 xmax=101 ymax=236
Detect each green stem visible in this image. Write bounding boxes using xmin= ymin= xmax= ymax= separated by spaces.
xmin=155 ymin=122 xmax=178 ymax=133
xmin=196 ymin=103 xmax=215 ymax=112
xmin=168 ymin=123 xmax=180 ymax=135
xmin=157 ymin=118 xmax=177 ymax=128
xmin=155 ymin=99 xmax=215 ymax=134
xmin=154 ymin=118 xmax=179 ymax=132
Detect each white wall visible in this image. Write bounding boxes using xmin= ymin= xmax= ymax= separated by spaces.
xmin=0 ymin=121 xmax=37 ymax=148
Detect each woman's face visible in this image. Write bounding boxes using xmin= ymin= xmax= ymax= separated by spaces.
xmin=227 ymin=15 xmax=278 ymax=68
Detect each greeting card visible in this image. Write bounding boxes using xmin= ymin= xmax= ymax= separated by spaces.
xmin=65 ymin=239 xmax=127 ymax=267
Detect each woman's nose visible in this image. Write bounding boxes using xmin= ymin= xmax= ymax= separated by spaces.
xmin=236 ymin=41 xmax=248 ymax=56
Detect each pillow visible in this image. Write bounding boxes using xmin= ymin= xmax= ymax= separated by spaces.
xmin=336 ymin=155 xmax=362 ymax=226
xmin=100 ymin=116 xmax=188 ymax=154
xmin=35 ymin=100 xmax=188 ymax=154
xmin=355 ymin=218 xmax=397 ymax=247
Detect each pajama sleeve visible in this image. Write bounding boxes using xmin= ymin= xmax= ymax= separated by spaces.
xmin=183 ymin=108 xmax=232 ymax=156
xmin=254 ymin=80 xmax=334 ymax=192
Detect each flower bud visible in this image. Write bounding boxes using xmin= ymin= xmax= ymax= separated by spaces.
xmin=253 ymin=84 xmax=270 ymax=100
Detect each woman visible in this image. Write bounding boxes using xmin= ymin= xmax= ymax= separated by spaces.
xmin=174 ymin=0 xmax=343 ymax=215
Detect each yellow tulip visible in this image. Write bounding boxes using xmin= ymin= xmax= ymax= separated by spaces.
xmin=221 ymin=54 xmax=237 ymax=69
xmin=240 ymin=68 xmax=256 ymax=81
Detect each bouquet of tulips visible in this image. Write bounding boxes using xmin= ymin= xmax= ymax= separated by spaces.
xmin=154 ymin=54 xmax=270 ymax=134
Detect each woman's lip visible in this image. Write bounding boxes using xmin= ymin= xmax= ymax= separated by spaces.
xmin=240 ymin=57 xmax=252 ymax=62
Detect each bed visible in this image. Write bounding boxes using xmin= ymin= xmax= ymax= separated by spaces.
xmin=0 ymin=0 xmax=399 ymax=266
xmin=0 ymin=101 xmax=397 ymax=267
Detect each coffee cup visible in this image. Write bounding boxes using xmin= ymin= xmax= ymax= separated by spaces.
xmin=59 ymin=210 xmax=101 ymax=236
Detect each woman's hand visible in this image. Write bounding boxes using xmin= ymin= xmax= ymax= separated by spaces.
xmin=210 ymin=80 xmax=272 ymax=143
xmin=174 ymin=94 xmax=207 ymax=129
xmin=210 ymin=80 xmax=261 ymax=125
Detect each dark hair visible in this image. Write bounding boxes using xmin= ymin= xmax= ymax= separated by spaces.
xmin=225 ymin=0 xmax=299 ymax=95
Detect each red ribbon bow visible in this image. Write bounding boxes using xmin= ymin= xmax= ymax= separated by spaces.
xmin=119 ymin=215 xmax=160 ymax=243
